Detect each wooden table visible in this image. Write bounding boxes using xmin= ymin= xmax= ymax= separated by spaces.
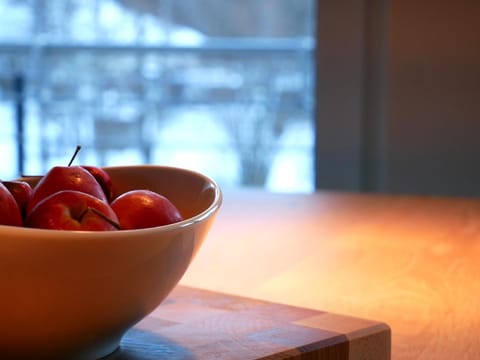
xmin=178 ymin=189 xmax=480 ymax=360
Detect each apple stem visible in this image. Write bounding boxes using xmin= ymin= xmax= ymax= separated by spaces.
xmin=68 ymin=145 xmax=82 ymax=167
xmin=80 ymin=207 xmax=121 ymax=230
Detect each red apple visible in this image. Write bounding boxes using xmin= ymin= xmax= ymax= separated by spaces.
xmin=25 ymin=190 xmax=119 ymax=231
xmin=81 ymin=165 xmax=114 ymax=202
xmin=2 ymin=180 xmax=33 ymax=217
xmin=0 ymin=182 xmax=23 ymax=226
xmin=25 ymin=166 xmax=108 ymax=216
xmin=111 ymin=190 xmax=183 ymax=230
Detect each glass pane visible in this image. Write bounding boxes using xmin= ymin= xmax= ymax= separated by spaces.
xmin=0 ymin=0 xmax=315 ymax=192
xmin=0 ymin=0 xmax=34 ymax=41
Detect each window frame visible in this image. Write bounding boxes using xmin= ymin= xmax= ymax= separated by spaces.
xmin=314 ymin=0 xmax=387 ymax=192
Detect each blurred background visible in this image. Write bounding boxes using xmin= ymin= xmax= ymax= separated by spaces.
xmin=2 ymin=0 xmax=480 ymax=196
xmin=0 ymin=0 xmax=316 ymax=192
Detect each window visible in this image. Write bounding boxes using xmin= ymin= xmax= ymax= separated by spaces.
xmin=0 ymin=0 xmax=316 ymax=192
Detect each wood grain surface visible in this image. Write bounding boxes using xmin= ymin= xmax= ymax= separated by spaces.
xmin=179 ymin=189 xmax=480 ymax=360
xmin=108 ymin=286 xmax=390 ymax=360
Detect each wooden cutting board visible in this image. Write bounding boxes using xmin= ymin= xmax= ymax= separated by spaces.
xmin=107 ymin=286 xmax=390 ymax=360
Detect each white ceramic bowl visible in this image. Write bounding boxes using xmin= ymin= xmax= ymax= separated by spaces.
xmin=0 ymin=165 xmax=221 ymax=360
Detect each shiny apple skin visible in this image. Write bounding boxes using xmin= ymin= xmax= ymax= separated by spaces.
xmin=81 ymin=165 xmax=114 ymax=202
xmin=3 ymin=180 xmax=33 ymax=217
xmin=26 ymin=166 xmax=108 ymax=216
xmin=25 ymin=190 xmax=119 ymax=231
xmin=0 ymin=182 xmax=23 ymax=226
xmin=111 ymin=189 xmax=183 ymax=230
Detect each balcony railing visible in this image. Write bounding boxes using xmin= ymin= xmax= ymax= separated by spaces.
xmin=0 ymin=38 xmax=315 ymax=192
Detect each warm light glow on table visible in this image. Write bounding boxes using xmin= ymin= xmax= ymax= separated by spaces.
xmin=180 ymin=190 xmax=480 ymax=359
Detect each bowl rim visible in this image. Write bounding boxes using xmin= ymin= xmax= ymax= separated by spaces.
xmin=0 ymin=165 xmax=222 ymax=239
